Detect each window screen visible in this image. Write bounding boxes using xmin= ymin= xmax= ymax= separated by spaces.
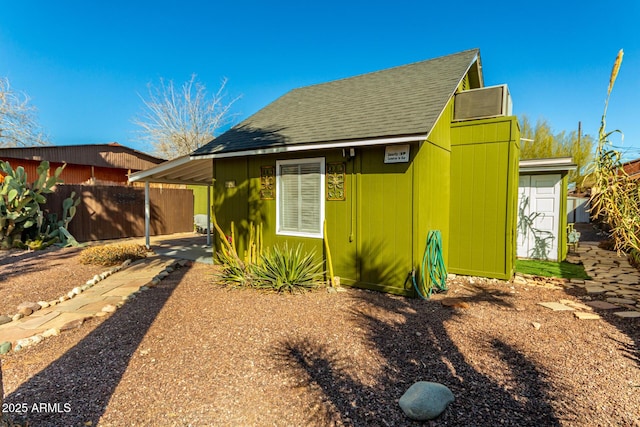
xmin=277 ymin=158 xmax=324 ymax=237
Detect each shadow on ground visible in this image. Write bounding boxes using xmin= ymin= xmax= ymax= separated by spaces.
xmin=3 ymin=265 xmax=190 ymax=426
xmin=567 ymin=223 xmax=640 ymax=371
xmin=0 ymin=248 xmax=81 ymax=283
xmin=273 ymin=285 xmax=562 ymax=426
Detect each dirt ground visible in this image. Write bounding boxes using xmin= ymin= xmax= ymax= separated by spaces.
xmin=0 ymin=246 xmax=639 ymax=426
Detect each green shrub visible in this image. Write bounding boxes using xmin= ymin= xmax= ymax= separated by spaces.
xmin=79 ymin=243 xmax=149 ymax=266
xmin=215 ymin=248 xmax=252 ymax=287
xmin=251 ymin=243 xmax=324 ymax=293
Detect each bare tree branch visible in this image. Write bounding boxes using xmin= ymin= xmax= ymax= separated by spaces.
xmin=0 ymin=77 xmax=49 ymax=147
xmin=133 ymin=74 xmax=240 ymax=159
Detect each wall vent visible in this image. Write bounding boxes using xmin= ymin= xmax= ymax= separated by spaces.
xmin=453 ymin=84 xmax=512 ymax=121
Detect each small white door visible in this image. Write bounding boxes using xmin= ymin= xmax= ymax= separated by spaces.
xmin=517 ymin=174 xmax=561 ymax=260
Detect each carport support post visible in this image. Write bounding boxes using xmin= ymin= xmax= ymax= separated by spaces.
xmin=206 ymin=184 xmax=211 ymax=246
xmin=145 ymin=181 xmax=150 ymax=249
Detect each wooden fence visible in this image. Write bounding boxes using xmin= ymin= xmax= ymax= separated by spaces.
xmin=44 ymin=185 xmax=194 ymax=242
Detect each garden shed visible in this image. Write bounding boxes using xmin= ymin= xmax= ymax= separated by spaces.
xmin=131 ymin=48 xmax=521 ymax=296
xmin=517 ymin=157 xmax=577 ymax=262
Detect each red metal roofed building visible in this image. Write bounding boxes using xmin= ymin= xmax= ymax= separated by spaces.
xmin=0 ymin=143 xmax=165 ymax=185
xmin=622 ymin=158 xmax=640 ymax=180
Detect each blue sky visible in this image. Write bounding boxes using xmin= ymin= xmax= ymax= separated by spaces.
xmin=1 ymin=1 xmax=638 ymax=160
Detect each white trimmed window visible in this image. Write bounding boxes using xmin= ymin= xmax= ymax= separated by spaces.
xmin=276 ymin=158 xmax=325 ymax=238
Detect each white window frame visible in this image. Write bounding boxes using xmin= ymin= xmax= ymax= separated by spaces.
xmin=275 ymin=157 xmax=325 ymax=238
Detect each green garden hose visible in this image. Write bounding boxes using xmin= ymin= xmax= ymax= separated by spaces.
xmin=413 ymin=230 xmax=448 ymax=299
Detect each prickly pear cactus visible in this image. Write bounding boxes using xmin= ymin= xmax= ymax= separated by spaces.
xmin=0 ymin=160 xmax=65 ymax=249
xmin=43 ymin=191 xmax=82 ymax=247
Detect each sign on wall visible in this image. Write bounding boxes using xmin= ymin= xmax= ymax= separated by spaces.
xmin=384 ymin=144 xmax=410 ymax=163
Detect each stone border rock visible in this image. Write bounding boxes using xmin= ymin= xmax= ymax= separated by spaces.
xmin=0 ymin=259 xmax=132 ymax=326
xmin=0 ymin=259 xmax=190 ymax=355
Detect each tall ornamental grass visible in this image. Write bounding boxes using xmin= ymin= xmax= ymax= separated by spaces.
xmin=589 ymin=49 xmax=640 ymax=254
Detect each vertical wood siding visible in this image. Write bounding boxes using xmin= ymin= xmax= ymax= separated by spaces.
xmin=449 ymin=116 xmax=520 ymax=279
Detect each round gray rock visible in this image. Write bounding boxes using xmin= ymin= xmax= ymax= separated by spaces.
xmin=398 ymin=381 xmax=454 ymax=421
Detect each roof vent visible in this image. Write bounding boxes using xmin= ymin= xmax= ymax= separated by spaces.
xmin=453 ymin=84 xmax=512 ymax=121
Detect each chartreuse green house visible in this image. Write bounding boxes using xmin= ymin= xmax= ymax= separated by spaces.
xmin=131 ymin=49 xmax=520 ymax=296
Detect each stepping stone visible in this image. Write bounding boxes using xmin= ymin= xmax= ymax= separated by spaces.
xmin=613 ymin=311 xmax=640 ymax=318
xmin=41 ymin=312 xmax=90 ymax=331
xmin=103 ymin=285 xmax=145 ymax=297
xmin=616 ymin=290 xmax=640 ymax=296
xmin=585 ymin=286 xmax=607 ymax=294
xmin=559 ymin=300 xmax=592 ymax=311
xmin=574 ymin=312 xmax=601 ymax=320
xmin=606 ymin=297 xmax=636 ymax=305
xmin=538 ymin=302 xmax=574 ymax=311
xmin=15 ymin=311 xmax=60 ymax=330
xmin=72 ymin=298 xmax=122 ymax=315
xmin=585 ymin=301 xmax=620 ymax=310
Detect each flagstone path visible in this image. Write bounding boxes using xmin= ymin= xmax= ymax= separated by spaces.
xmin=534 ymin=242 xmax=640 ymax=319
xmin=0 ymin=256 xmax=185 ymax=354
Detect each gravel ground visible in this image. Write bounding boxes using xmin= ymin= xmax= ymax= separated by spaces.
xmin=1 ymin=248 xmax=639 ymax=426
xmin=0 ymin=247 xmax=106 ymax=318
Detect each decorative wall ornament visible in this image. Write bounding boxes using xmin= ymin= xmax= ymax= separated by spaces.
xmin=327 ymin=162 xmax=346 ymax=201
xmin=260 ymin=166 xmax=275 ymax=199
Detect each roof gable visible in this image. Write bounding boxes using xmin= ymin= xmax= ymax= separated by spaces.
xmin=193 ymin=49 xmax=481 ymax=157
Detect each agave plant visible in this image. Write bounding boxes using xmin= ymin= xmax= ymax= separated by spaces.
xmin=251 ymin=243 xmax=325 ymax=293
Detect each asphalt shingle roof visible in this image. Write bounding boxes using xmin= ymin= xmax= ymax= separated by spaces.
xmin=192 ymin=49 xmax=480 ymax=157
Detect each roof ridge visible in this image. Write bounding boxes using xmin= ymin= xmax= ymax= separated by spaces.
xmin=193 ymin=48 xmax=483 ymax=157
xmin=287 ymin=48 xmax=480 ymax=93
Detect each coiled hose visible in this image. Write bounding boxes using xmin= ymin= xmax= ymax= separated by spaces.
xmin=412 ymin=230 xmax=448 ymax=299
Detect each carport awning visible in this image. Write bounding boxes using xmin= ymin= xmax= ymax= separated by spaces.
xmin=128 ymin=155 xmax=213 ymax=186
